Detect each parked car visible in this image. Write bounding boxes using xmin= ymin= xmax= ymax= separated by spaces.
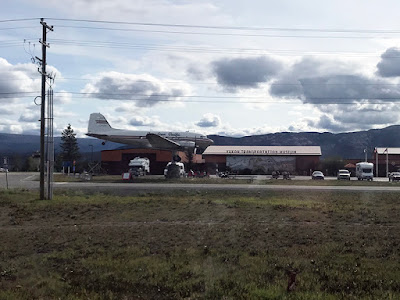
xmin=218 ymin=171 xmax=230 ymax=178
xmin=195 ymin=171 xmax=209 ymax=178
xmin=0 ymin=168 xmax=8 ymax=172
xmin=389 ymin=172 xmax=400 ymax=182
xmin=272 ymin=171 xmax=280 ymax=179
xmin=311 ymin=171 xmax=324 ymax=180
xmin=337 ymin=169 xmax=351 ymax=180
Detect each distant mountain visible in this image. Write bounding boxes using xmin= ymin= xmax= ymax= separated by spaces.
xmin=1 ymin=125 xmax=400 ymax=159
xmin=0 ymin=133 xmax=123 ymax=157
xmin=208 ymin=125 xmax=400 ymax=159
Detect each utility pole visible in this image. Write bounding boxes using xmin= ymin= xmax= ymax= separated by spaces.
xmin=39 ymin=18 xmax=53 ymax=200
xmin=386 ymin=148 xmax=389 ymax=178
xmin=375 ymin=148 xmax=378 ymax=177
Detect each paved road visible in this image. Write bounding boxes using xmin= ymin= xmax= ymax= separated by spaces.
xmin=51 ymin=182 xmax=400 ymax=193
xmin=2 ymin=172 xmax=399 ymax=193
xmin=0 ymin=172 xmax=39 ymax=189
xmin=224 ymin=174 xmax=390 ymax=182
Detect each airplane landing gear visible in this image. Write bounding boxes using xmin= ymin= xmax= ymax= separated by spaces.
xmin=165 ymin=151 xmax=183 ymax=179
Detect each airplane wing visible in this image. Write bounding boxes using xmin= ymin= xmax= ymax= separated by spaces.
xmin=146 ymin=133 xmax=182 ymax=150
xmin=86 ymin=133 xmax=108 ymax=138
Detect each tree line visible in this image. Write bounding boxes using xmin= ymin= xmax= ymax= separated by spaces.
xmin=4 ymin=124 xmax=85 ymax=172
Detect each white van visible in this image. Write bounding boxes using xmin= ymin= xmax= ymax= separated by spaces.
xmin=356 ymin=162 xmax=374 ymax=181
xmin=164 ymin=162 xmax=186 ymax=178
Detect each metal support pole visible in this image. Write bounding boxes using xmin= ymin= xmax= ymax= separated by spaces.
xmin=46 ymin=88 xmax=54 ymax=200
xmin=386 ymin=150 xmax=389 ymax=178
xmin=5 ymin=171 xmax=8 ymax=189
xmin=3 ymin=157 xmax=8 ymax=189
xmin=39 ymin=19 xmax=46 ymax=200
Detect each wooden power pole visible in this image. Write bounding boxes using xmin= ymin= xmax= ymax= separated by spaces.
xmin=39 ymin=18 xmax=53 ymax=200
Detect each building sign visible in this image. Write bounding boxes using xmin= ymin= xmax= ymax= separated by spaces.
xmin=226 ymin=149 xmax=297 ymax=155
xmin=227 ymin=156 xmax=296 ymax=172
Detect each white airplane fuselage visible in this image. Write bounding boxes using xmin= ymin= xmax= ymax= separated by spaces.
xmin=86 ymin=113 xmax=213 ymax=150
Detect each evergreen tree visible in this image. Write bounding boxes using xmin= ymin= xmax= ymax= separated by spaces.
xmin=185 ymin=148 xmax=194 ymax=171
xmin=60 ymin=124 xmax=80 ymax=162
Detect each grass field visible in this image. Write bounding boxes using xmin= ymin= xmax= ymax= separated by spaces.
xmin=54 ymin=173 xmax=400 ymax=187
xmin=1 ymin=188 xmax=399 ymax=299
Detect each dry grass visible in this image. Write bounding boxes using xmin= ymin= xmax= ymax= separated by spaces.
xmin=53 ymin=173 xmax=400 ymax=187
xmin=0 ymin=189 xmax=399 ymax=299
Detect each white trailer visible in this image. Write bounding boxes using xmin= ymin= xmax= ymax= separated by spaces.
xmin=356 ymin=162 xmax=374 ymax=181
xmin=128 ymin=157 xmax=150 ymax=176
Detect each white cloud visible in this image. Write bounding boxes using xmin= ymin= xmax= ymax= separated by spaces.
xmin=212 ymin=56 xmax=282 ymax=91
xmin=5 ymin=1 xmax=400 ymax=137
xmin=0 ymin=58 xmax=40 ymax=101
xmin=0 ymin=121 xmax=39 ymax=135
xmin=41 ymin=0 xmax=232 ymax=26
xmin=54 ymin=90 xmax=72 ymax=104
xmin=196 ymin=113 xmax=221 ymax=128
xmin=81 ymin=72 xmax=192 ymax=107
xmin=129 ymin=115 xmax=162 ymax=127
xmin=376 ymin=47 xmax=400 ymax=77
xmin=19 ymin=112 xmax=39 ymax=123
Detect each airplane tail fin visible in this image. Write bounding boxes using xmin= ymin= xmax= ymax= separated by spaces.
xmin=88 ymin=113 xmax=112 ymax=133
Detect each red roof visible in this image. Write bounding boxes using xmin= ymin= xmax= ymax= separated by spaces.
xmin=344 ymin=163 xmax=356 ymax=168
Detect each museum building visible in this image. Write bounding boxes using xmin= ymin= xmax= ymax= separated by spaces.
xmin=202 ymin=146 xmax=322 ymax=175
xmin=100 ymin=145 xmax=322 ymax=175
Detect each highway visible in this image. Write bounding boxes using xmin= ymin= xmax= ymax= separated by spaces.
xmin=2 ymin=172 xmax=400 ymax=193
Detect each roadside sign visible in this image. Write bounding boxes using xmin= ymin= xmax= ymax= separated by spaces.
xmin=122 ymin=173 xmax=131 ymax=180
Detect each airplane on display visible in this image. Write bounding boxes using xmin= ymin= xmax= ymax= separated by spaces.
xmin=86 ymin=113 xmax=214 ymax=151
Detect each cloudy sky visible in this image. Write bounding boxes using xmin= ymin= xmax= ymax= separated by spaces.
xmin=3 ymin=0 xmax=400 ymax=138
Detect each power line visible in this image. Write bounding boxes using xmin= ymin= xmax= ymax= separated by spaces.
xmin=53 ymin=25 xmax=400 ymax=39
xmin=45 ymin=18 xmax=400 ymax=34
xmin=2 ymin=36 xmax=390 ymax=56
xmin=47 ymin=38 xmax=389 ymax=57
xmin=0 ymin=38 xmax=38 ymax=48
xmin=0 ymin=26 xmax=35 ymax=30
xmin=2 ymin=96 xmax=399 ymax=105
xmin=3 ymin=78 xmax=400 ymax=86
xmin=3 ymin=91 xmax=400 ymax=105
xmin=56 ymin=92 xmax=400 ymax=100
xmin=4 ymin=90 xmax=400 ymax=99
xmin=2 ymin=77 xmax=400 ymax=87
xmin=2 ymin=74 xmax=400 ymax=89
xmin=0 ymin=18 xmax=38 ymax=23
